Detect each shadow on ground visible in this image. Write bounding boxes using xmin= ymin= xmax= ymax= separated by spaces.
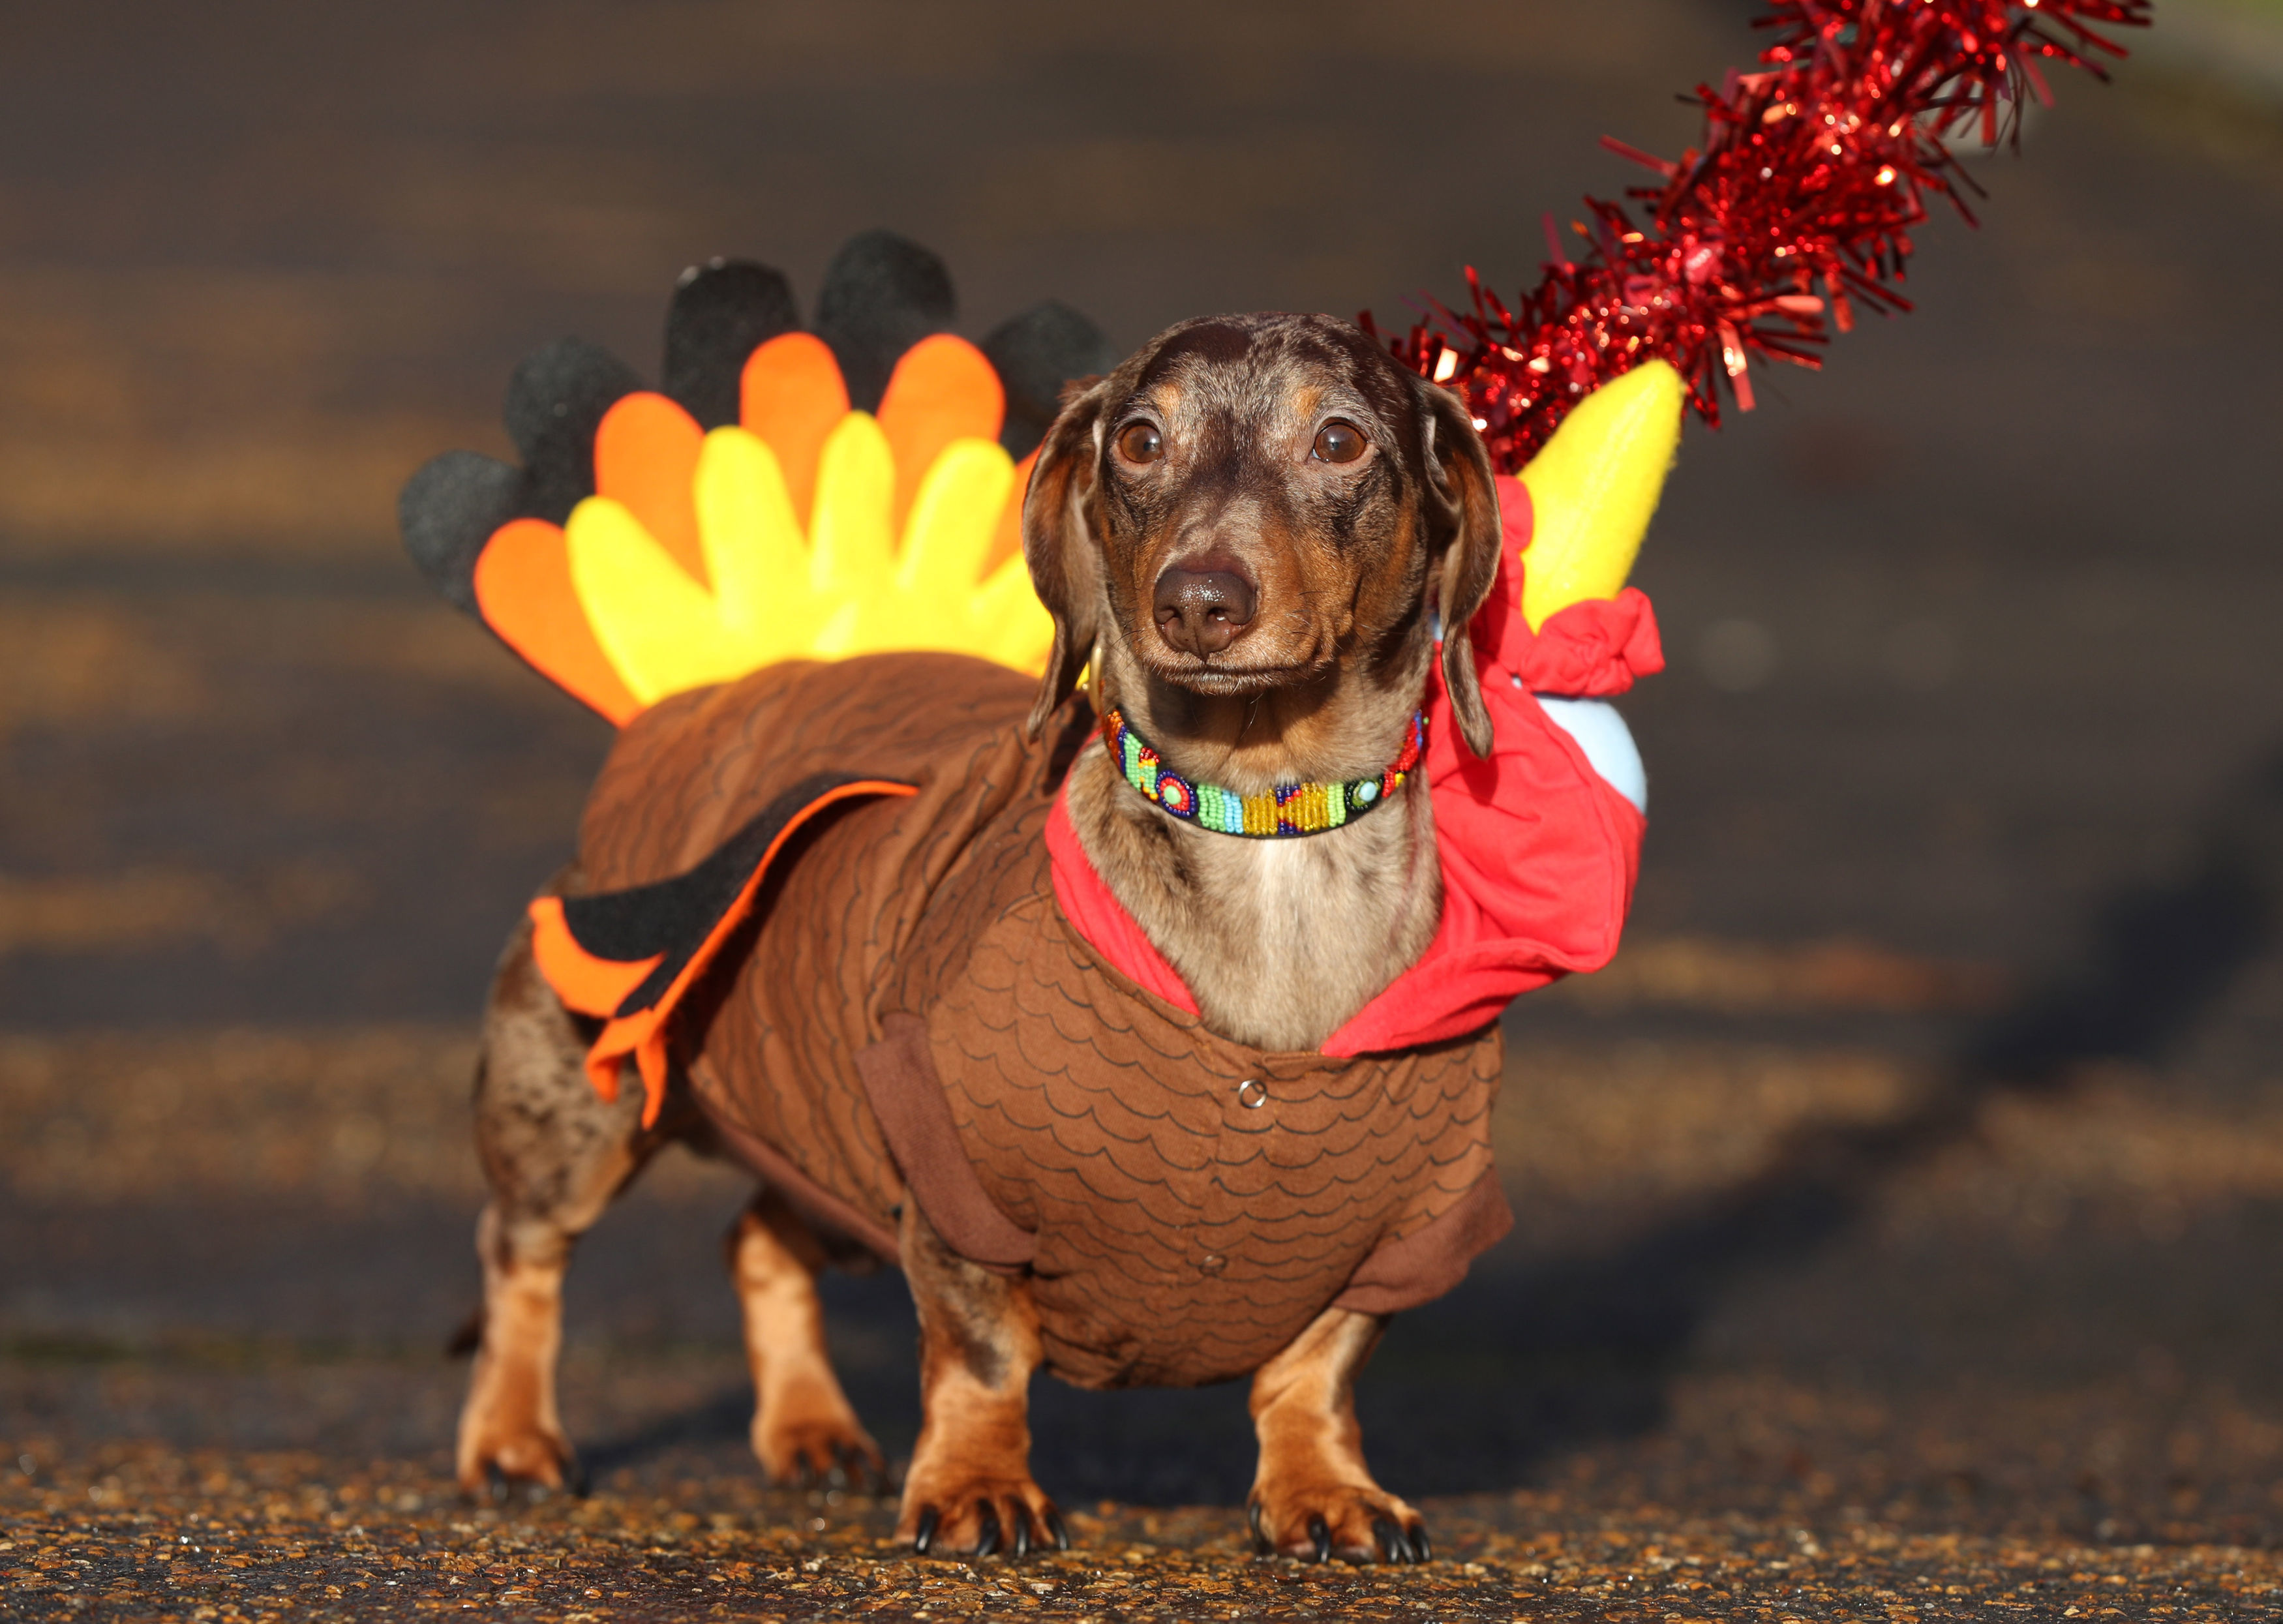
xmin=1360 ymin=742 xmax=2283 ymax=1508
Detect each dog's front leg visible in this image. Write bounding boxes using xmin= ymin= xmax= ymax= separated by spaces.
xmin=895 ymin=1203 xmax=1067 ymax=1557
xmin=1248 ymin=1306 xmax=1429 ymax=1564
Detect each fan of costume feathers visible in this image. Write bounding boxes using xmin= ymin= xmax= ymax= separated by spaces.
xmin=400 ymin=231 xmax=1128 ymax=725
xmin=401 ymin=230 xmax=1682 ymax=727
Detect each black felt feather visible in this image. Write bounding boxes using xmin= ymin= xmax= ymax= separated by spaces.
xmin=982 ymin=300 xmax=1119 ymax=460
xmin=503 ymin=338 xmax=645 ymax=526
xmin=399 ymin=450 xmax=520 ymax=614
xmin=663 ymin=259 xmax=801 ymax=430
xmin=813 ymin=230 xmax=956 ymax=414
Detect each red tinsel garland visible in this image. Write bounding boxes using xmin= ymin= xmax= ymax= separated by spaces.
xmin=1366 ymin=0 xmax=2151 ymax=474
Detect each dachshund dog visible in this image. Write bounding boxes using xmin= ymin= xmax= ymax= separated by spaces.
xmin=456 ymin=311 xmax=1507 ymax=1565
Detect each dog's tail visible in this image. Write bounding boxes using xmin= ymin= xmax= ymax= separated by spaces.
xmin=397 ymin=232 xmax=1116 ymax=724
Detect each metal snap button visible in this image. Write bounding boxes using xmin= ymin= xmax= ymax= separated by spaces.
xmin=1235 ymin=1078 xmax=1267 ymax=1109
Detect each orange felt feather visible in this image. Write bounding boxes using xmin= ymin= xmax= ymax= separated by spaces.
xmin=472 ymin=517 xmax=643 ymax=725
xmin=739 ymin=333 xmax=851 ymax=531
xmin=875 ymin=334 xmax=1005 ymax=536
xmin=985 ymin=446 xmax=1039 ymax=575
xmin=593 ymin=393 xmax=706 ymax=583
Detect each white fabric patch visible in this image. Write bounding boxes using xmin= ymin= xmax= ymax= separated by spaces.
xmin=1531 ymin=692 xmax=1646 ymax=813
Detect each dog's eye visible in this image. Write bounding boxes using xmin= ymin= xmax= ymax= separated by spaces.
xmin=1313 ymin=421 xmax=1366 ymax=464
xmin=1117 ymin=423 xmax=1163 ymax=464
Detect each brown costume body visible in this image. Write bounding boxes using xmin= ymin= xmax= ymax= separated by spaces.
xmin=577 ymin=650 xmax=1510 ymax=1391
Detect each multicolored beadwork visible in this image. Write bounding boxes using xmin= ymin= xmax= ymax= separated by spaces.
xmin=1100 ymin=708 xmax=1426 ymax=839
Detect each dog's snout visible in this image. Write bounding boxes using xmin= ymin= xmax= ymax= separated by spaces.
xmin=1153 ymin=565 xmax=1258 ymax=657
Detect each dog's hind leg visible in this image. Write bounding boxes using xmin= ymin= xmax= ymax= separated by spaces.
xmin=1247 ymin=1306 xmax=1430 ymax=1564
xmin=456 ymin=907 xmax=669 ymax=1496
xmin=894 ymin=1204 xmax=1066 ymax=1557
xmin=728 ymin=1188 xmax=885 ymax=1489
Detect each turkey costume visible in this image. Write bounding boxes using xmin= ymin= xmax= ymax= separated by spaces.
xmin=400 ymin=235 xmax=1671 ymax=1392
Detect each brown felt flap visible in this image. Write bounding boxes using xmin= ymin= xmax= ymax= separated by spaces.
xmin=689 ymin=1075 xmax=901 ymax=1263
xmin=1332 ymin=1169 xmax=1514 ymax=1317
xmin=856 ymin=1011 xmax=1036 ymax=1271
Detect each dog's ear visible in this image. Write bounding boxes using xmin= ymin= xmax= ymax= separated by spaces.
xmin=1021 ymin=375 xmax=1110 ymax=740
xmin=1423 ymin=383 xmax=1502 ymax=759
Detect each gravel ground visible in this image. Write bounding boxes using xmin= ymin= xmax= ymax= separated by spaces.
xmin=5 ymin=1447 xmax=2280 ymax=1621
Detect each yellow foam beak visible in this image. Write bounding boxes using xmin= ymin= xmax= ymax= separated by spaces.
xmin=1515 ymin=359 xmax=1684 ymax=631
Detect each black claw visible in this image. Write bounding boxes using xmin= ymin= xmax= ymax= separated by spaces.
xmin=1308 ymin=1514 xmax=1332 ymax=1565
xmin=481 ymin=1464 xmax=508 ymax=1505
xmin=1012 ymin=1506 xmax=1032 ymax=1559
xmin=1372 ymin=1516 xmax=1404 ymax=1563
xmin=564 ymin=1458 xmax=591 ymax=1500
xmin=974 ymin=1501 xmax=1003 ymax=1559
xmin=1406 ymin=1521 xmax=1430 ymax=1563
xmin=1247 ymin=1500 xmax=1268 ymax=1553
xmin=1045 ymin=1506 xmax=1071 ymax=1552
xmin=913 ymin=1505 xmax=939 ymax=1555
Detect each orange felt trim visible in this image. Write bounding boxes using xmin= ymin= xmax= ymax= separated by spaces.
xmin=593 ymin=392 xmax=706 ymax=584
xmin=526 ymin=896 xmax=663 ymax=1021
xmin=541 ymin=779 xmax=920 ymax=1128
xmin=984 ymin=447 xmax=1039 ymax=575
xmin=472 ymin=518 xmax=643 ymax=725
xmin=739 ymin=333 xmax=849 ymax=532
xmin=876 ymin=334 xmax=1005 ymax=537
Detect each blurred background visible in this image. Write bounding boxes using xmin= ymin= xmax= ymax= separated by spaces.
xmin=1 ymin=0 xmax=2280 ymax=1544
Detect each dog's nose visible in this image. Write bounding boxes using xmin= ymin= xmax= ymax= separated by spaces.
xmin=1152 ymin=565 xmax=1258 ymax=657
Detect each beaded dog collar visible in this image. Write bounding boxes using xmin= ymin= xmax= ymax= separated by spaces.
xmin=1099 ymin=707 xmax=1427 ymax=839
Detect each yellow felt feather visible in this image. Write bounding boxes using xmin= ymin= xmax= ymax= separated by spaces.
xmin=806 ymin=412 xmax=898 ymax=609
xmin=567 ymin=494 xmax=755 ymax=706
xmin=693 ymin=427 xmax=809 ymax=647
xmin=896 ymin=438 xmax=1012 ymax=602
xmin=1516 ymin=359 xmax=1684 ymax=630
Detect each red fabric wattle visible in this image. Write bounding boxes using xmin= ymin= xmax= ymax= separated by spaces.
xmin=1469 ymin=474 xmax=1665 ymax=697
xmin=1318 ymin=658 xmax=1644 ymax=1054
xmin=1505 ymin=591 xmax=1665 ymax=697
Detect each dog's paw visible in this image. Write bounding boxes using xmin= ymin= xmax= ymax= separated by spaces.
xmin=898 ymin=1473 xmax=1068 ymax=1559
xmin=753 ymin=1413 xmax=888 ymax=1493
xmin=1248 ymin=1480 xmax=1429 ymax=1565
xmin=455 ymin=1422 xmax=582 ymax=1499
